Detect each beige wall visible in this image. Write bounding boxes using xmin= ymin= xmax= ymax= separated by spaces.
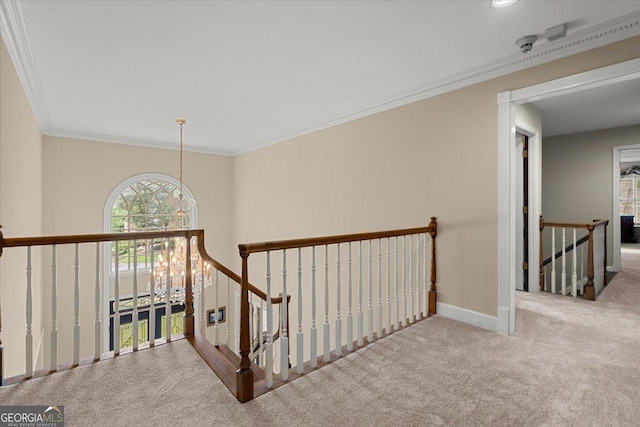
xmin=0 ymin=38 xmax=44 ymax=377
xmin=41 ymin=136 xmax=235 ymax=360
xmin=542 ymin=125 xmax=640 ymax=265
xmin=233 ymin=36 xmax=640 ymax=318
xmin=42 ymin=136 xmax=234 ymax=265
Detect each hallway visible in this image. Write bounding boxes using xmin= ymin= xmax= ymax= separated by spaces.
xmin=2 ymin=269 xmax=640 ymax=426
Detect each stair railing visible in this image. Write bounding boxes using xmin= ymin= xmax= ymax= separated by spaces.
xmin=235 ymin=217 xmax=437 ymax=402
xmin=539 ymin=217 xmax=608 ymax=300
xmin=0 ymin=227 xmax=267 ymax=388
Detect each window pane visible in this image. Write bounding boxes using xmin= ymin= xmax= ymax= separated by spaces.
xmin=110 ymin=177 xmax=195 ymax=271
xmin=621 ymin=178 xmax=634 ymax=199
xmin=621 ymin=201 xmax=634 ymax=216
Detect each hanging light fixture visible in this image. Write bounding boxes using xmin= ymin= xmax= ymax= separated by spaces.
xmin=146 ymin=119 xmax=211 ymax=303
xmin=175 ymin=118 xmax=196 ymax=229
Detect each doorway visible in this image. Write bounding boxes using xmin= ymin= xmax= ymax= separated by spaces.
xmin=516 ymin=133 xmax=529 ymax=292
xmin=497 ymin=57 xmax=640 ymax=336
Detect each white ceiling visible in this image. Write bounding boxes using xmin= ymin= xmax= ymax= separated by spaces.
xmin=533 ymin=78 xmax=640 ymax=137
xmin=2 ymin=1 xmax=640 ymax=154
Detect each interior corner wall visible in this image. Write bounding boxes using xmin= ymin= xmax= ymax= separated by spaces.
xmin=41 ymin=136 xmax=235 ymax=358
xmin=542 ymin=124 xmax=640 ymax=267
xmin=41 ymin=136 xmax=234 ymax=267
xmin=0 ymin=37 xmax=44 ymax=377
xmin=232 ymin=35 xmax=640 ymax=319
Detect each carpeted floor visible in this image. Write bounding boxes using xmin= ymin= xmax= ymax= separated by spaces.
xmin=2 ymin=250 xmax=640 ymax=426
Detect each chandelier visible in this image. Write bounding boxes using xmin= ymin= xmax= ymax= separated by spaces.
xmin=147 ymin=118 xmax=212 ymax=303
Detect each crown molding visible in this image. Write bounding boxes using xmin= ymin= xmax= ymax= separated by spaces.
xmin=44 ymin=128 xmax=234 ymax=156
xmin=0 ymin=0 xmax=51 ymax=129
xmin=2 ymin=2 xmax=639 ymax=157
xmin=232 ymin=10 xmax=640 ymax=155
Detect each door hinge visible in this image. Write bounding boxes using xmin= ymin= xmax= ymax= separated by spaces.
xmin=523 ymin=262 xmax=529 ymax=270
xmin=522 ymin=206 xmax=528 ymax=214
xmin=522 ymin=149 xmax=528 ymax=158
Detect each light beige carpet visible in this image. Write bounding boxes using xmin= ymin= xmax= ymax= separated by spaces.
xmin=2 ymin=251 xmax=640 ymax=426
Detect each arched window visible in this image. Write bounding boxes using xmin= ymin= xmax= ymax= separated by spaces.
xmin=104 ymin=173 xmax=198 ymax=350
xmin=105 ymin=173 xmax=198 ymax=271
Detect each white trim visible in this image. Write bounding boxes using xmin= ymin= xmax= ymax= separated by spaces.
xmin=498 ymin=58 xmax=640 ymax=336
xmin=0 ymin=0 xmax=51 ymax=129
xmin=435 ymin=302 xmax=498 ymax=332
xmin=44 ymin=128 xmax=234 ymax=156
xmin=613 ymin=144 xmax=640 ymax=272
xmin=2 ymin=2 xmax=639 ymax=155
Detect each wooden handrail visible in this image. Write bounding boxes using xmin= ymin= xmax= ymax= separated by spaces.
xmin=542 ymin=235 xmax=590 ymax=267
xmin=235 ymin=217 xmax=438 ymax=402
xmin=539 ymin=216 xmax=609 ymax=299
xmin=541 ymin=219 xmax=609 ymax=230
xmin=0 ymin=228 xmax=282 ymax=305
xmin=238 ymin=223 xmax=437 ymax=255
xmin=0 ymin=226 xmax=290 ymax=388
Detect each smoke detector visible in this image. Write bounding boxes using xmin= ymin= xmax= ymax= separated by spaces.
xmin=516 ymin=35 xmax=537 ymax=54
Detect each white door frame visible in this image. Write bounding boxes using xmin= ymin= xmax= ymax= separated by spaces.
xmin=613 ymin=144 xmax=640 ymax=272
xmin=497 ymin=57 xmax=640 ymax=336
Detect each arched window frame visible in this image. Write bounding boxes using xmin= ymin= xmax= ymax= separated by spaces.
xmin=102 ymin=173 xmax=198 ymax=350
xmin=104 ymin=173 xmax=198 ymax=233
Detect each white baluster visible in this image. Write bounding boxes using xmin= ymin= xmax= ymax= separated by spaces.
xmin=149 ymin=241 xmax=156 ymax=348
xmin=281 ymin=249 xmax=289 ymax=381
xmin=249 ymin=300 xmax=254 ymax=360
xmin=95 ymin=243 xmax=101 ymax=359
xmin=259 ymin=299 xmax=265 ymax=367
xmin=377 ymin=239 xmax=383 ymax=338
xmin=415 ymin=235 xmax=421 ymax=320
xmin=368 ymin=240 xmax=373 ymax=342
xmin=26 ymin=247 xmax=33 ymax=377
xmin=199 ymin=263 xmax=205 ymax=335
xmin=357 ymin=241 xmax=363 ymax=346
xmin=408 ymin=235 xmax=413 ymax=324
xmin=423 ymin=233 xmax=427 ymax=318
xmin=580 ymin=245 xmax=585 ymax=295
xmin=214 ymin=269 xmax=219 ymax=346
xmin=387 ymin=238 xmax=391 ymax=335
xmin=561 ymin=229 xmax=567 ymax=296
xmin=265 ymin=251 xmax=273 ymax=388
xmin=551 ymin=228 xmax=556 ymax=294
xmin=335 ymin=244 xmax=342 ymax=357
xmin=324 ymin=245 xmax=330 ymax=362
xmin=51 ymin=245 xmax=59 ymax=370
xmin=226 ymin=276 xmax=230 ymax=346
xmin=310 ymin=247 xmax=317 ymax=368
xmin=572 ymin=229 xmax=578 ymax=298
xmin=114 ymin=243 xmax=120 ymax=355
xmin=132 ymin=240 xmax=138 ymax=351
xmin=402 ymin=236 xmax=407 ymax=327
xmin=74 ymin=243 xmax=80 ymax=364
xmin=394 ymin=237 xmax=399 ymax=330
xmin=165 ymin=238 xmax=171 ymax=342
xmin=347 ymin=242 xmax=353 ymax=351
xmin=297 ymin=248 xmax=304 ymax=374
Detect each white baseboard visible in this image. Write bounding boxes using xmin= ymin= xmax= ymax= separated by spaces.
xmin=436 ymin=302 xmax=498 ymax=332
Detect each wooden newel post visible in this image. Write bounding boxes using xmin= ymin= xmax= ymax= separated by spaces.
xmin=539 ymin=216 xmax=545 ymax=291
xmin=584 ymin=226 xmax=596 ymax=301
xmin=184 ymin=235 xmax=194 ymax=337
xmin=428 ymin=217 xmax=437 ymax=317
xmin=237 ymin=250 xmax=254 ymax=402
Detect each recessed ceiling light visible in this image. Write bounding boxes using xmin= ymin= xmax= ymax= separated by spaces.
xmin=491 ymin=0 xmax=519 ymax=8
